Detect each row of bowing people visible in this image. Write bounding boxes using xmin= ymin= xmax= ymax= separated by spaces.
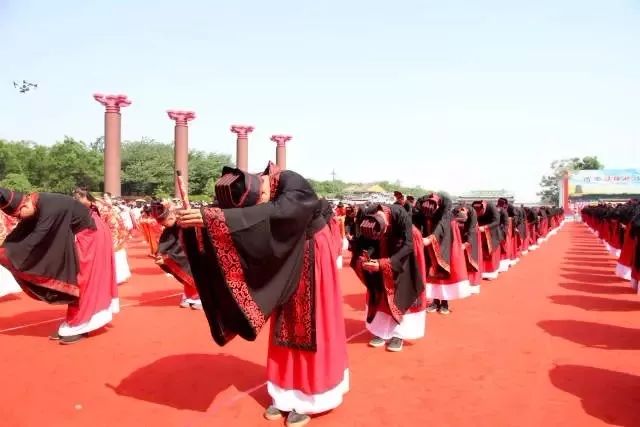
xmin=580 ymin=201 xmax=640 ymax=293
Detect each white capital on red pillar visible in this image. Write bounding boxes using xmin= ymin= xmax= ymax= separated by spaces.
xmin=167 ymin=110 xmax=196 ymax=126
xmin=93 ymin=93 xmax=132 ymax=113
xmin=230 ymin=125 xmax=255 ymax=138
xmin=270 ymin=135 xmax=292 ymax=147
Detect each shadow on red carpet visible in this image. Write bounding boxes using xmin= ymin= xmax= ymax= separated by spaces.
xmin=563 ymin=260 xmax=619 ymax=269
xmin=342 ymin=294 xmax=365 ymax=312
xmin=565 ymin=250 xmax=611 ymax=256
xmin=538 ymin=320 xmax=640 ymax=350
xmin=564 ymin=256 xmax=614 ymax=263
xmin=560 ymin=267 xmax=617 ymax=275
xmin=0 ymin=309 xmax=62 ymax=332
xmin=344 ymin=317 xmax=365 ymax=339
xmin=107 ymin=353 xmax=268 ymax=412
xmin=549 ymin=364 xmax=640 ymax=427
xmin=558 ymin=282 xmax=636 ymax=295
xmin=560 ymin=273 xmax=625 ymax=284
xmin=548 ymin=295 xmax=640 ymax=312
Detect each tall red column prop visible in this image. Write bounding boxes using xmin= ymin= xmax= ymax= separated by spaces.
xmin=270 ymin=135 xmax=292 ymax=170
xmin=167 ymin=110 xmax=196 ymax=198
xmin=230 ymin=125 xmax=254 ymax=171
xmin=93 ymin=94 xmax=131 ymax=197
xmin=562 ymin=172 xmax=570 ymax=213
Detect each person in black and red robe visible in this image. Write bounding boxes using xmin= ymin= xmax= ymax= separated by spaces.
xmin=511 ymin=206 xmax=527 ymax=261
xmin=393 ymin=191 xmax=412 ymax=213
xmin=496 ymin=198 xmax=515 ymax=272
xmin=0 ymin=210 xmax=21 ymax=297
xmin=537 ymin=207 xmax=549 ymax=245
xmin=414 ymin=193 xmax=471 ymax=314
xmin=471 ymin=200 xmax=503 ymax=280
xmin=524 ymin=207 xmax=539 ymax=251
xmin=453 ymin=205 xmax=483 ymax=294
xmin=0 ymin=188 xmax=118 ymax=344
xmin=615 ymin=201 xmax=640 ymax=281
xmin=350 ymin=203 xmax=426 ymax=352
xmin=628 ymin=205 xmax=640 ymax=293
xmin=149 ymin=200 xmax=202 ymax=310
xmin=177 ymin=163 xmax=348 ymax=427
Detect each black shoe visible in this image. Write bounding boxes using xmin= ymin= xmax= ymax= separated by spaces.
xmin=263 ymin=405 xmax=283 ymax=421
xmin=286 ymin=410 xmax=310 ymax=427
xmin=368 ymin=336 xmax=386 ymax=348
xmin=438 ymin=306 xmax=450 ymax=315
xmin=59 ymin=333 xmax=88 ymax=345
xmin=426 ymin=302 xmax=439 ymax=313
xmin=49 ymin=331 xmax=61 ymax=340
xmin=386 ymin=337 xmax=404 ymax=352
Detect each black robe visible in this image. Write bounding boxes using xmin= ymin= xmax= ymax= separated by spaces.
xmin=511 ymin=207 xmax=526 ymax=241
xmin=630 ymin=208 xmax=640 ymax=272
xmin=476 ymin=202 xmax=502 ymax=259
xmin=350 ymin=204 xmax=424 ymax=324
xmin=413 ymin=194 xmax=454 ymax=279
xmin=459 ymin=208 xmax=480 ymax=271
xmin=157 ymin=224 xmax=195 ymax=289
xmin=182 ymin=169 xmax=323 ymax=350
xmin=498 ymin=208 xmax=511 ymax=252
xmin=0 ymin=192 xmax=95 ymax=304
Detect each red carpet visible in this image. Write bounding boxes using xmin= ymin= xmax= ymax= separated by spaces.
xmin=0 ymin=223 xmax=639 ymax=427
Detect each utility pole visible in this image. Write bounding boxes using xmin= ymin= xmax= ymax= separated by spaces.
xmin=331 ymin=169 xmax=337 ymax=182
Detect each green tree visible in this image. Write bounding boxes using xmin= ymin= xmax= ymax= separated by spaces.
xmin=538 ymin=156 xmax=604 ymax=205
xmin=46 ymin=137 xmax=103 ymax=193
xmin=0 ymin=172 xmax=33 ymax=192
xmin=188 ymin=150 xmax=231 ymax=195
xmin=0 ymin=140 xmax=34 ymax=176
xmin=203 ymin=177 xmax=216 ymax=198
xmin=120 ymin=139 xmax=231 ymax=197
xmin=0 ymin=136 xmax=233 ymax=197
xmin=121 ymin=139 xmax=173 ymax=196
xmin=90 ymin=136 xmax=105 ymax=153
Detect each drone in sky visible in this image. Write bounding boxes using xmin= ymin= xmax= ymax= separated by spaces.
xmin=13 ymin=80 xmax=38 ymax=93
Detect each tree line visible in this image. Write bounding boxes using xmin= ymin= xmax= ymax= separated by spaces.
xmin=0 ymin=137 xmax=426 ymax=199
xmin=7 ymin=136 xmax=598 ymax=203
xmin=0 ymin=137 xmax=231 ymax=198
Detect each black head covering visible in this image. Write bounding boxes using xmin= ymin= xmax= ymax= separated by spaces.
xmin=0 ymin=188 xmax=25 ymax=216
xmin=150 ymin=200 xmax=172 ymax=220
xmin=360 ymin=213 xmax=386 ymax=240
xmin=497 ymin=197 xmax=509 ymax=209
xmin=471 ymin=200 xmax=487 ymax=216
xmin=214 ymin=166 xmax=261 ymax=209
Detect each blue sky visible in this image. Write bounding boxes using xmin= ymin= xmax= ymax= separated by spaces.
xmin=1 ymin=0 xmax=639 ymax=201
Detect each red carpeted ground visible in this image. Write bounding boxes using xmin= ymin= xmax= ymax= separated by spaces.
xmin=1 ymin=222 xmax=639 ymax=427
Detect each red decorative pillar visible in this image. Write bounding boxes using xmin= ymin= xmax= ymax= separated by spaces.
xmin=270 ymin=135 xmax=292 ymax=170
xmin=93 ymin=93 xmax=131 ymax=197
xmin=167 ymin=110 xmax=196 ymax=198
xmin=561 ymin=172 xmax=570 ymax=213
xmin=230 ymin=125 xmax=254 ymax=171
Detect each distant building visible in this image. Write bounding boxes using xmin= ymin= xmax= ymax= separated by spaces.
xmin=454 ymin=190 xmax=515 ymax=204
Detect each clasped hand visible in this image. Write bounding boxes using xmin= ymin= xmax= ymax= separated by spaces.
xmin=176 ymin=208 xmax=204 ymax=227
xmin=361 ymin=259 xmax=380 ymax=272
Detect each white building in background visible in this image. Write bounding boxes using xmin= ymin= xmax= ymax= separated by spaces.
xmin=454 ymin=190 xmax=515 ymax=204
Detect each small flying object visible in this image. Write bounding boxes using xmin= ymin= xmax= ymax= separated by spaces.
xmin=13 ymin=80 xmax=38 ymax=93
